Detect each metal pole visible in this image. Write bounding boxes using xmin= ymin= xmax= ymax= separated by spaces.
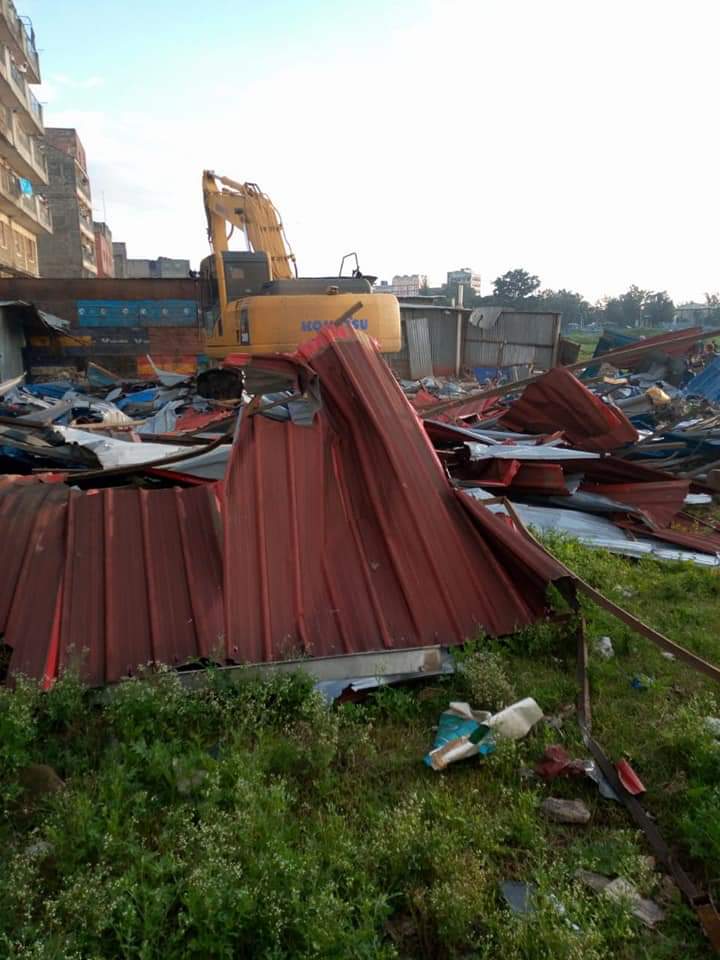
xmin=455 ymin=284 xmax=463 ymax=377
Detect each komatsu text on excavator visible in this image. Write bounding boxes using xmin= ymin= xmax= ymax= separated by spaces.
xmin=199 ymin=171 xmax=401 ymax=361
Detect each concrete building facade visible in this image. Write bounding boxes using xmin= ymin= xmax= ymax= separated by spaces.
xmin=37 ymin=128 xmax=97 ymax=278
xmin=447 ymin=268 xmax=482 ymax=296
xmin=112 ymin=242 xmax=190 ymax=279
xmin=0 ymin=2 xmax=52 ymax=277
xmin=375 ymin=274 xmax=427 ymax=297
xmin=93 ymin=220 xmax=113 ymax=277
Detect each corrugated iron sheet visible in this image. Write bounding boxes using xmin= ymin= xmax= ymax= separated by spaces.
xmin=428 ymin=313 xmax=458 ymax=376
xmin=0 ymin=329 xmax=571 ymax=686
xmin=592 ymin=326 xmax=703 ymax=368
xmin=500 ymin=367 xmax=638 ymax=452
xmin=0 ymin=479 xmax=223 ymax=686
xmin=579 ymin=480 xmax=689 ymax=528
xmin=223 ymin=330 xmax=567 ymax=663
xmin=463 ymin=311 xmax=559 ymax=371
xmin=405 ymin=315 xmax=433 ymax=379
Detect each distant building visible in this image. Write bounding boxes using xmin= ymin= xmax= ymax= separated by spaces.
xmin=447 ymin=268 xmax=481 ymax=297
xmin=675 ymin=302 xmax=715 ymax=325
xmin=37 ymin=128 xmax=97 ymax=277
xmin=0 ymin=3 xmax=52 ymax=277
xmin=375 ymin=274 xmax=427 ymax=297
xmin=93 ymin=221 xmax=113 ymax=277
xmin=112 ymin=242 xmax=190 ymax=279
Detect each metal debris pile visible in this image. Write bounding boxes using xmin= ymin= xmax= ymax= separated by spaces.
xmin=416 ymin=326 xmax=720 ymax=568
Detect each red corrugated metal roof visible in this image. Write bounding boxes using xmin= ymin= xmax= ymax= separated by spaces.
xmin=0 ymin=479 xmax=223 ymax=686
xmin=579 ymin=480 xmax=690 ymax=528
xmin=616 ymin=517 xmax=720 ymax=556
xmin=0 ymin=329 xmax=571 ymax=686
xmin=499 ymin=367 xmax=638 ymax=452
xmin=223 ymin=328 xmax=567 ymax=659
xmin=170 ymin=408 xmax=235 ymax=435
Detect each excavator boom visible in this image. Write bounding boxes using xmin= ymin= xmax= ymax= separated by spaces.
xmin=202 ymin=170 xmax=296 ymax=280
xmin=199 ymin=169 xmax=401 ymax=364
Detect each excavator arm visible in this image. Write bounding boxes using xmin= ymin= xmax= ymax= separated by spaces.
xmin=202 ymin=170 xmax=297 ymax=280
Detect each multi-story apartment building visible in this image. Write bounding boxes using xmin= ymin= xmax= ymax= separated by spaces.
xmin=93 ymin=220 xmax=113 ymax=277
xmin=38 ymin=128 xmax=97 ymax=277
xmin=447 ymin=268 xmax=482 ymax=296
xmin=374 ymin=274 xmax=428 ymax=297
xmin=0 ymin=2 xmax=52 ymax=277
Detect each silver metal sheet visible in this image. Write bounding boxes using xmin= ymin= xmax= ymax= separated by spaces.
xmin=466 ymin=442 xmax=599 ymax=461
xmin=406 ymin=315 xmax=433 ymax=379
xmin=464 ymin=491 xmax=720 ymax=568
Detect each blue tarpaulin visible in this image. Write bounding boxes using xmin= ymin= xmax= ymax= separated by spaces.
xmin=684 ymin=356 xmax=720 ymax=403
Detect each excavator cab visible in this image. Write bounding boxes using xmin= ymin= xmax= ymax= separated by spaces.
xmin=200 ymin=171 xmax=402 ymax=359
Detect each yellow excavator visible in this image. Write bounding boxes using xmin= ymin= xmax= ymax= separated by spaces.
xmin=199 ymin=171 xmax=401 ymax=362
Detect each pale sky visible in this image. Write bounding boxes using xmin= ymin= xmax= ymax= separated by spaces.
xmin=20 ymin=0 xmax=720 ymax=302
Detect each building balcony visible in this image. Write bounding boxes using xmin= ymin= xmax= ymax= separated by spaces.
xmin=79 ymin=214 xmax=95 ymax=241
xmin=0 ymin=102 xmax=47 ymax=183
xmin=0 ymin=0 xmax=39 ymax=83
xmin=0 ymin=163 xmax=51 ymax=233
xmin=82 ymin=245 xmax=97 ymax=274
xmin=0 ymin=43 xmax=42 ymax=134
xmin=76 ymin=174 xmax=91 ymax=206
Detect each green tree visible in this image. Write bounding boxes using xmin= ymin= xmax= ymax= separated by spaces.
xmin=642 ymin=291 xmax=675 ymax=328
xmin=601 ymin=285 xmax=648 ymax=328
xmin=492 ymin=268 xmax=541 ymax=302
xmin=537 ymin=288 xmax=592 ymax=328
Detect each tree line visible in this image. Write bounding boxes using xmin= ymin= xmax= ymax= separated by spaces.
xmin=451 ymin=268 xmax=720 ymax=329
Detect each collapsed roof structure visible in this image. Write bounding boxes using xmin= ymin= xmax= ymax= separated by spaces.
xmin=0 ymin=328 xmax=568 ymax=687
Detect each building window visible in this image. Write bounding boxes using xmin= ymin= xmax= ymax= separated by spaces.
xmin=0 ymin=221 xmax=8 ymax=249
xmin=25 ymin=236 xmax=35 ymax=263
xmin=14 ymin=232 xmax=23 ymax=257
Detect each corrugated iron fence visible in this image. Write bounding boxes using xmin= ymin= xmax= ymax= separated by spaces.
xmin=387 ymin=307 xmax=560 ymax=380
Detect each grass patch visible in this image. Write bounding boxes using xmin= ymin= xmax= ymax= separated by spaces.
xmin=1 ymin=539 xmax=719 ymax=958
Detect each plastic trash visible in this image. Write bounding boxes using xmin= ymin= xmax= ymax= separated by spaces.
xmin=630 ymin=674 xmax=654 ymax=691
xmin=535 ymin=745 xmax=587 ymax=780
xmin=424 ymin=702 xmax=494 ymax=771
xmin=595 ymin=636 xmax=615 ymax=659
xmin=425 ymin=697 xmax=542 ymax=771
xmin=615 ymin=759 xmax=646 ymax=795
xmin=704 ymin=717 xmax=720 ymax=738
xmin=500 ymin=881 xmax=536 ymax=915
xmin=488 ymin=697 xmax=543 ymax=740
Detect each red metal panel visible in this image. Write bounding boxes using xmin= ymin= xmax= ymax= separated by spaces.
xmin=175 ymin=485 xmax=224 ymax=660
xmin=500 ymin=367 xmax=638 ymax=452
xmin=171 ymin=408 xmax=234 ymax=435
xmin=0 ymin=481 xmax=59 ymax=633
xmin=60 ymin=490 xmax=107 ymax=684
xmin=42 ymin=484 xmax=224 ymax=685
xmin=616 ymin=519 xmax=720 ymax=556
xmin=4 ymin=484 xmax=70 ymax=682
xmin=223 ymin=329 xmax=568 ymax=658
xmin=511 ymin=463 xmax=570 ymax=496
xmin=1 ymin=329 xmax=573 ymax=686
xmin=580 ymin=480 xmax=689 ymax=528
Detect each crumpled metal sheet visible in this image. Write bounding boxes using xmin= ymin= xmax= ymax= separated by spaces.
xmin=500 ymin=367 xmax=638 ymax=452
xmin=466 ymin=441 xmax=599 ymax=462
xmin=579 ymin=479 xmax=690 ymax=527
xmin=0 ymin=330 xmax=571 ymax=686
xmin=223 ymin=328 xmax=568 ymax=664
xmin=465 ymin=491 xmax=720 ymax=567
